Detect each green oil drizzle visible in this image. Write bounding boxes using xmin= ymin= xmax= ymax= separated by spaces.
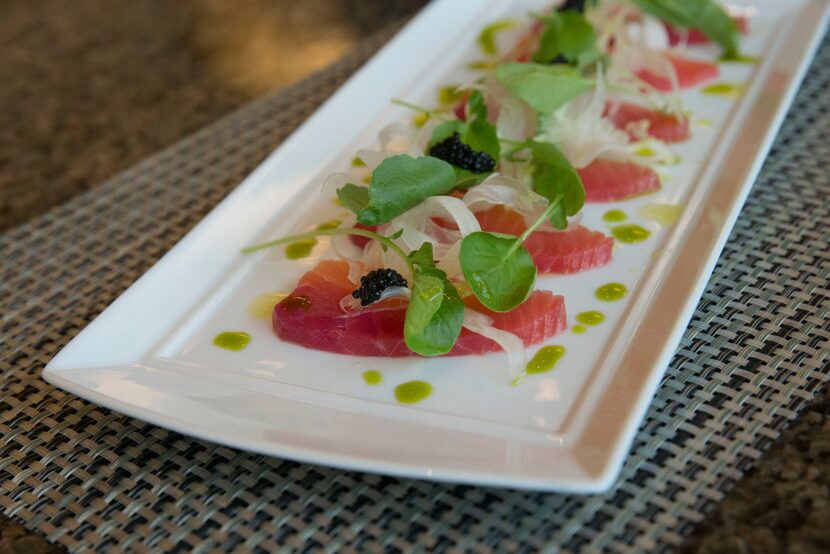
xmin=602 ymin=209 xmax=627 ymax=223
xmin=285 ymin=239 xmax=317 ymax=259
xmin=394 ymin=380 xmax=432 ymax=404
xmin=720 ymin=53 xmax=760 ymax=64
xmin=438 ymin=84 xmax=464 ymax=105
xmin=696 ymin=118 xmax=713 ymax=128
xmin=572 ymin=325 xmax=587 ymax=334
xmin=363 ymin=370 xmax=382 ymax=386
xmin=413 ymin=112 xmax=430 ymax=128
xmin=635 ymin=146 xmax=657 ymax=157
xmin=351 ymin=156 xmax=365 ymax=167
xmin=576 ymin=311 xmax=605 ymax=326
xmin=702 ymin=82 xmax=744 ymax=99
xmin=596 ymin=282 xmax=627 ymax=302
xmin=611 ymin=224 xmax=651 ymax=244
xmin=212 ymin=331 xmax=251 ymax=351
xmin=316 ymin=219 xmax=341 ymax=230
xmin=467 ymin=60 xmax=496 ymax=71
xmin=526 ymin=345 xmax=566 ymax=375
xmin=248 ymin=292 xmax=288 ymax=319
xmin=638 ymin=203 xmax=683 ymax=226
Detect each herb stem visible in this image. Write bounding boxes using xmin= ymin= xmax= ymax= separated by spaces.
xmin=242 ymin=228 xmax=414 ymax=273
xmin=504 ymin=193 xmax=565 ymax=258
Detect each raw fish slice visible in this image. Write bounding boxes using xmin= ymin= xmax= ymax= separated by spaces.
xmin=578 ymin=158 xmax=660 ymax=202
xmin=273 ymin=260 xmax=566 ymax=356
xmin=475 ymin=206 xmax=614 ymax=273
xmin=637 ymin=52 xmax=719 ymax=91
xmin=604 ymin=101 xmax=690 ymax=143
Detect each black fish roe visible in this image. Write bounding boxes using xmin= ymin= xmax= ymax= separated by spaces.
xmin=559 ymin=0 xmax=587 ymax=12
xmin=428 ymin=132 xmax=496 ymax=173
xmin=352 ymin=268 xmax=408 ymax=306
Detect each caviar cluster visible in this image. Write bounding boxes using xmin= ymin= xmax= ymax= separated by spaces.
xmin=428 ymin=133 xmax=496 ymax=174
xmin=352 ymin=268 xmax=408 ymax=306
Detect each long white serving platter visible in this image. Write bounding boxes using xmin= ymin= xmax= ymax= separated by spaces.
xmin=44 ymin=0 xmax=830 ymax=492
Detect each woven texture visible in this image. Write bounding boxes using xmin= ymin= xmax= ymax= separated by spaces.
xmin=2 ymin=25 xmax=830 ymax=554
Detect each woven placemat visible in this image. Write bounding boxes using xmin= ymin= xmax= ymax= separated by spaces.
xmin=2 ymin=23 xmax=829 ymax=554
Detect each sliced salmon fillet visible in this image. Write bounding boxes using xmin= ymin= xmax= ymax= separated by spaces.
xmin=475 ymin=206 xmax=613 ymax=274
xmin=273 ymin=260 xmax=566 ymax=357
xmin=664 ymin=15 xmax=749 ymax=46
xmin=637 ymin=52 xmax=719 ymax=91
xmin=578 ymin=158 xmax=660 ymax=202
xmin=604 ymin=101 xmax=690 ymax=143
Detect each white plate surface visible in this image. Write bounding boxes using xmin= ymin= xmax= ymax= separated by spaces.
xmin=44 ymin=0 xmax=830 ymax=492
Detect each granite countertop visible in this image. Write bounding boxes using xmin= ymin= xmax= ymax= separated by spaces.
xmin=1 ymin=1 xmax=827 ymax=552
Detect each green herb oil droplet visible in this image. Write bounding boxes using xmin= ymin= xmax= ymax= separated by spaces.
xmin=576 ymin=311 xmax=605 ymax=326
xmin=526 ymin=345 xmax=566 ymax=375
xmin=572 ymin=325 xmax=587 ymax=334
xmin=212 ymin=331 xmax=251 ymax=351
xmin=602 ymin=209 xmax=627 ymax=223
xmin=611 ymin=224 xmax=651 ymax=244
xmin=394 ymin=380 xmax=432 ymax=404
xmin=285 ymin=239 xmax=317 ymax=259
xmin=596 ymin=282 xmax=627 ymax=302
xmin=363 ymin=370 xmax=382 ymax=386
xmin=702 ymin=83 xmax=744 ymax=98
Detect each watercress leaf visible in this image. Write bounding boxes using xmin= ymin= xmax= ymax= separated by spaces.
xmin=460 ymin=232 xmax=537 ymax=312
xmin=496 ymin=62 xmax=594 ymax=114
xmin=357 ymin=155 xmax=456 ymax=226
xmin=629 ymin=0 xmax=739 ymax=56
xmin=403 ymin=242 xmax=464 ymax=356
xmin=428 ymin=120 xmax=466 ymax=150
xmin=408 ymin=241 xmax=436 ymax=269
xmin=336 ymin=183 xmax=370 ymax=214
xmin=478 ymin=19 xmax=518 ymax=56
xmin=453 ymin=168 xmax=489 ymax=190
xmin=463 ymin=103 xmax=501 ymax=160
xmin=528 ymin=140 xmax=585 ymax=228
xmin=404 ymin=276 xmax=464 ymax=356
xmin=532 ymin=11 xmax=599 ymax=65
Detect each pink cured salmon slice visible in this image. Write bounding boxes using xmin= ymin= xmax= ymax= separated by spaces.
xmin=604 ymin=101 xmax=690 ymax=143
xmin=474 ymin=206 xmax=614 ymax=274
xmin=578 ymin=158 xmax=660 ymax=202
xmin=636 ymin=52 xmax=719 ymax=91
xmin=273 ymin=260 xmax=566 ymax=357
xmin=664 ymin=16 xmax=749 ymax=46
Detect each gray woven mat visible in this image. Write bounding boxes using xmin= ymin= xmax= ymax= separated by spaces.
xmin=2 ymin=23 xmax=830 ymax=554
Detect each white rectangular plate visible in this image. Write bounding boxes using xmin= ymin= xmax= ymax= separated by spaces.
xmin=44 ymin=0 xmax=830 ymax=492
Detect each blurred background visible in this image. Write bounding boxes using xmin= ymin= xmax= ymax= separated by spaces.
xmin=0 ymin=0 xmax=425 ymax=232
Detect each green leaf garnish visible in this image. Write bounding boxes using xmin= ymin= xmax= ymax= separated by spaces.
xmin=336 ymin=183 xmax=370 ymax=214
xmin=496 ymin=62 xmax=594 ymax=114
xmin=527 ymin=140 xmax=585 ymax=229
xmin=629 ymin=0 xmax=739 ymax=57
xmin=477 ymin=19 xmax=518 ymax=56
xmin=532 ymin=11 xmax=600 ymax=68
xmin=342 ymin=154 xmax=456 ymax=226
xmin=460 ymin=232 xmax=537 ymax=312
xmin=404 ymin=243 xmax=464 ymax=356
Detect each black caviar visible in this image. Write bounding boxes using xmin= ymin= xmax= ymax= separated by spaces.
xmin=428 ymin=132 xmax=496 ymax=174
xmin=352 ymin=268 xmax=408 ymax=306
xmin=558 ymin=0 xmax=587 ymax=12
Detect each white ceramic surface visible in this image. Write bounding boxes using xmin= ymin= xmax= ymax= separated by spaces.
xmin=44 ymin=0 xmax=830 ymax=492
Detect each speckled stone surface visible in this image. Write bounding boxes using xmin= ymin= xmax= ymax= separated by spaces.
xmin=0 ymin=1 xmax=827 ymax=552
